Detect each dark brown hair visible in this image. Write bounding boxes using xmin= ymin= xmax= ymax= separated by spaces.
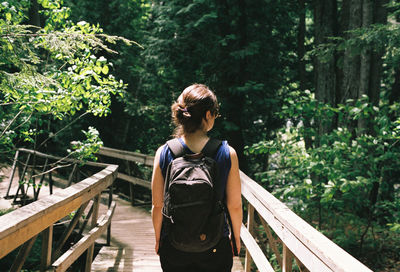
xmin=171 ymin=84 xmax=219 ymax=137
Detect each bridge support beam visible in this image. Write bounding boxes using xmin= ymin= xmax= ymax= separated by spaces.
xmin=84 ymin=194 xmax=100 ymax=272
xmin=41 ymin=226 xmax=53 ymax=272
xmin=244 ymin=203 xmax=255 ymax=272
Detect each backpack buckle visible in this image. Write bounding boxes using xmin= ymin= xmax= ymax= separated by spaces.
xmin=162 ymin=209 xmax=174 ymax=224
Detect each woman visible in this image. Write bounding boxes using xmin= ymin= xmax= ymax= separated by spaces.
xmin=151 ymin=84 xmax=242 ymax=272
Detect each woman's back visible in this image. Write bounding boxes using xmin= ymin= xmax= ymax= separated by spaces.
xmin=151 ymin=84 xmax=242 ymax=272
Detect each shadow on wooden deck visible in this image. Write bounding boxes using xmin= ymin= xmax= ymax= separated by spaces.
xmin=92 ymin=196 xmax=161 ymax=271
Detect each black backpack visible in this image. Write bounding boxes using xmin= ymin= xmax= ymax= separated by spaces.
xmin=162 ymin=138 xmax=226 ymax=252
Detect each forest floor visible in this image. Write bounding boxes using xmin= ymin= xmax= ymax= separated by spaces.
xmin=0 ymin=165 xmax=64 ymax=211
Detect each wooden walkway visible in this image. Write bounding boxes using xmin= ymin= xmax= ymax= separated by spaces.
xmin=1 ymin=165 xmax=243 ymax=271
xmin=93 ymin=196 xmax=244 ymax=271
xmin=92 ymin=196 xmax=162 ymax=271
xmin=1 ymin=148 xmax=374 ymax=272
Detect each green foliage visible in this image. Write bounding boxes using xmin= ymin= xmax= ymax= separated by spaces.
xmin=68 ymin=126 xmax=103 ymax=161
xmin=65 ymin=0 xmax=154 ymax=152
xmin=388 ymin=222 xmax=400 ymax=233
xmin=0 ymin=0 xmax=130 ymax=160
xmin=247 ymin=90 xmax=400 ymax=267
xmin=311 ymin=22 xmax=400 ymax=70
xmin=2 ymin=1 xmax=399 ymax=269
xmin=1 ymin=21 xmax=127 ymax=117
xmin=127 ymin=0 xmax=300 ymax=158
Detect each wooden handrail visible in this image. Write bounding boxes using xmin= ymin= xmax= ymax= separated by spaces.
xmin=97 ymin=147 xmax=373 ymax=272
xmin=240 ymin=171 xmax=372 ymax=272
xmin=18 ymin=148 xmax=112 ymax=168
xmin=98 ymin=146 xmax=154 ymax=167
xmin=48 ymin=201 xmax=116 ymax=272
xmin=0 ymin=149 xmax=118 ymax=271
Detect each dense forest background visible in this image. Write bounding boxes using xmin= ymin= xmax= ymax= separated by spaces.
xmin=1 ymin=0 xmax=399 ymax=270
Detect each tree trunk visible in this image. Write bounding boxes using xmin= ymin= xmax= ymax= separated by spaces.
xmin=357 ymin=0 xmax=373 ymax=135
xmin=340 ymin=0 xmax=362 ymax=135
xmin=335 ymin=0 xmax=350 ymax=123
xmin=216 ymin=0 xmax=248 ymax=171
xmin=313 ymin=0 xmax=337 ymax=135
xmin=367 ymin=0 xmax=390 ymax=220
xmin=339 ymin=0 xmax=350 ymax=35
xmin=341 ymin=0 xmax=362 ymax=102
xmin=381 ymin=0 xmax=397 ymax=211
xmin=298 ymin=0 xmax=306 ymax=92
xmin=312 ymin=0 xmax=338 ymax=229
xmin=298 ymin=0 xmax=313 ymax=150
xmin=369 ymin=0 xmax=388 ymax=107
xmin=389 ymin=4 xmax=400 ymax=108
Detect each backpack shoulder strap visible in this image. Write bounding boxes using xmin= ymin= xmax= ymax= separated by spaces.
xmin=166 ymin=138 xmax=186 ymax=158
xmin=201 ymin=138 xmax=222 ymax=158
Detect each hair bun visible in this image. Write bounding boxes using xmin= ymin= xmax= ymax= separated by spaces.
xmin=171 ymin=84 xmax=218 ymax=136
xmin=178 ymin=105 xmax=191 ymax=118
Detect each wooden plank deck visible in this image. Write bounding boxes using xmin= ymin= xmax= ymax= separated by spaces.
xmin=93 ymin=196 xmax=162 ymax=271
xmin=1 ymin=166 xmax=243 ymax=271
xmin=93 ymin=196 xmax=244 ymax=271
xmin=0 ymin=166 xmax=64 ymax=210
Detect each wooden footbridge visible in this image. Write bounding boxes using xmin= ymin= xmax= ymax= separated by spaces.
xmin=0 ymin=147 xmax=373 ymax=272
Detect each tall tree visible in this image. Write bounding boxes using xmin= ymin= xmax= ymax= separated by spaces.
xmin=369 ymin=0 xmax=388 ymax=105
xmin=313 ymin=0 xmax=337 ymax=135
xmin=139 ymin=0 xmax=297 ymax=164
xmin=298 ymin=0 xmax=306 ymax=92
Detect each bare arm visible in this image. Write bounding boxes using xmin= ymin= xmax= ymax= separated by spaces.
xmin=226 ymin=146 xmax=242 ymax=254
xmin=151 ymin=146 xmax=165 ymax=254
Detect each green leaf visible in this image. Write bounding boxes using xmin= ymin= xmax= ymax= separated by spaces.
xmin=41 ymin=0 xmax=49 ymax=8
xmin=94 ymin=66 xmax=102 ymax=74
xmin=102 ymin=65 xmax=109 ymax=75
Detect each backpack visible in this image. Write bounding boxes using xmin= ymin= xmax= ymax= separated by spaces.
xmin=162 ymin=138 xmax=226 ymax=252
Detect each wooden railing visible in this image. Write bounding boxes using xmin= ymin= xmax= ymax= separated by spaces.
xmin=240 ymin=171 xmax=372 ymax=272
xmin=98 ymin=146 xmax=373 ymax=272
xmin=98 ymin=147 xmax=153 ymax=205
xmin=0 ymin=149 xmax=118 ymax=272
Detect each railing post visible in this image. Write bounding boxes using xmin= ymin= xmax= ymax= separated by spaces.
xmin=294 ymin=255 xmax=309 ymax=272
xmin=67 ymin=163 xmax=78 ymax=187
xmin=244 ymin=203 xmax=255 ymax=272
xmin=53 ymin=201 xmax=91 ymax=260
xmin=48 ymin=171 xmax=53 ymax=195
xmin=259 ymin=216 xmax=283 ymax=269
xmin=84 ymin=194 xmax=99 ymax=272
xmin=6 ymin=150 xmax=19 ymax=198
xmin=41 ymin=226 xmax=53 ymax=272
xmin=13 ymin=153 xmax=31 ymax=203
xmin=107 ymin=185 xmax=113 ymax=245
xmin=35 ymin=158 xmax=49 ymax=200
xmin=283 ymin=244 xmax=294 ymax=272
xmin=10 ymin=235 xmax=38 ymax=272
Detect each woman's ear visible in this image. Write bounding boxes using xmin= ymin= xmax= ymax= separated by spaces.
xmin=205 ymin=110 xmax=212 ymax=120
xmin=203 ymin=110 xmax=215 ymax=132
